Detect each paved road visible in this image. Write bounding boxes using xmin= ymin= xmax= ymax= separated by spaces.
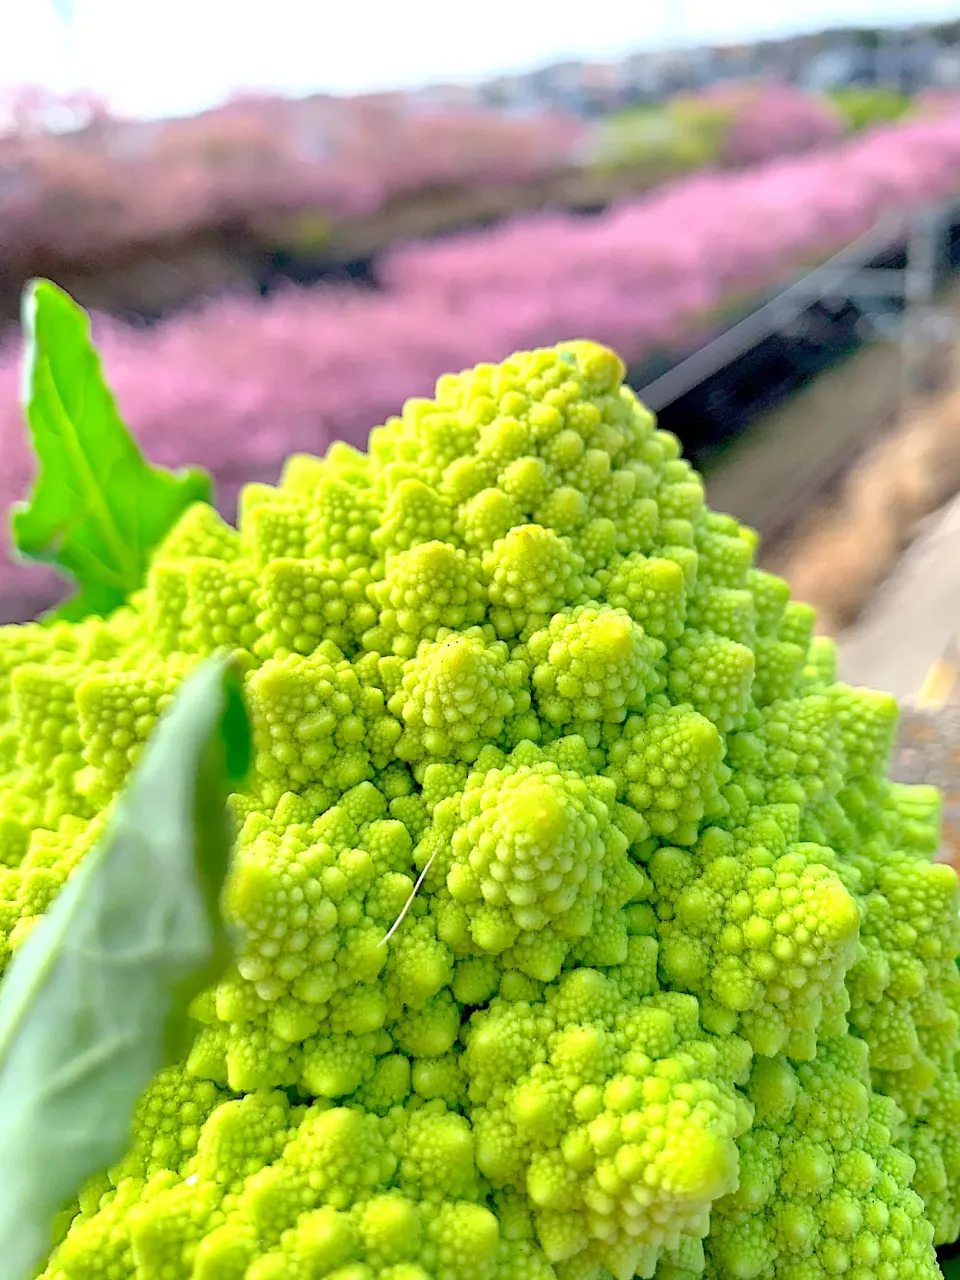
xmin=838 ymin=489 xmax=960 ymax=698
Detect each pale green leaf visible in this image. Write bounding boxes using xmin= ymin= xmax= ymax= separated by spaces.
xmin=0 ymin=654 xmax=249 ymax=1280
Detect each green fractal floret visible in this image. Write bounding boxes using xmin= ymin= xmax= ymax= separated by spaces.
xmin=484 ymin=525 xmax=586 ymax=640
xmin=651 ymin=815 xmax=861 ymax=1059
xmin=0 ymin=338 xmax=954 ymax=1280
xmin=706 ymin=1037 xmax=939 ymax=1280
xmin=366 ymin=541 xmax=487 ymax=657
xmin=604 ymin=703 xmax=729 ymax=846
xmin=389 ymin=628 xmax=531 ymax=763
xmin=522 ymin=604 xmax=664 ymax=734
xmin=464 ymin=949 xmax=753 ymax=1278
xmin=439 ymin=741 xmax=647 ymax=979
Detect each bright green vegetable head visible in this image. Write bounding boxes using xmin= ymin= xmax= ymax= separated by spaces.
xmin=0 ymin=286 xmax=955 ymax=1280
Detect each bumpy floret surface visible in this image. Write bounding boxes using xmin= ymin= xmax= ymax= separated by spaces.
xmin=0 ymin=342 xmax=954 ymax=1280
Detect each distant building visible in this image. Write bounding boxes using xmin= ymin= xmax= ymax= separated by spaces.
xmin=801 ymin=49 xmax=862 ymax=91
xmin=933 ymin=49 xmax=960 ymax=85
xmin=404 ymin=19 xmax=960 ymax=126
xmin=478 ymin=73 xmax=545 ymax=114
xmin=403 ymin=82 xmax=484 ymax=112
xmin=619 ymin=53 xmax=660 ymax=97
xmin=527 ymin=61 xmax=589 ymax=113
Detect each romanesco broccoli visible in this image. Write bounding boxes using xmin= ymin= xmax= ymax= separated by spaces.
xmin=0 ymin=340 xmax=955 ymax=1279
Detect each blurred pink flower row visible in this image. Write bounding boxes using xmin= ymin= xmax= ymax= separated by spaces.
xmin=2 ymin=111 xmax=960 ymax=617
xmin=0 ymin=91 xmax=587 ymax=269
xmin=694 ymin=82 xmax=845 ymax=166
xmin=0 ymin=80 xmax=883 ymax=273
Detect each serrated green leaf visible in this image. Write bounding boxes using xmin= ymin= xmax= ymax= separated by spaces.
xmin=0 ymin=654 xmax=250 ymax=1280
xmin=12 ymin=279 xmax=213 ymax=621
xmin=940 ymin=1250 xmax=960 ymax=1279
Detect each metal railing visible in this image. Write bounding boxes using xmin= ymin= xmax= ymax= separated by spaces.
xmin=637 ymin=199 xmax=960 ymax=414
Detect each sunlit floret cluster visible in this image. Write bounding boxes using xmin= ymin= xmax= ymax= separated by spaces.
xmin=0 ymin=340 xmax=954 ymax=1280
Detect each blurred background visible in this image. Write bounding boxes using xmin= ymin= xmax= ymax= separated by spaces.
xmin=4 ymin=0 xmax=960 ymax=825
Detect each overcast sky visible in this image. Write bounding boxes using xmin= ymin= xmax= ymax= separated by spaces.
xmin=3 ymin=0 xmax=960 ymax=119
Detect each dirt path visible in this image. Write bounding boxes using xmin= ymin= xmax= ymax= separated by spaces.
xmin=703 ymin=336 xmax=906 ymax=545
xmin=700 ymin=279 xmax=960 ymax=690
xmin=704 ymin=279 xmax=960 ymax=537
